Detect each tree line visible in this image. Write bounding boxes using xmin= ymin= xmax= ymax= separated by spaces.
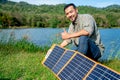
xmin=0 ymin=1 xmax=120 ymax=28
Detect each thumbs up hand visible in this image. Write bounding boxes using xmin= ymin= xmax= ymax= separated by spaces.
xmin=61 ymin=28 xmax=70 ymax=40
xmin=63 ymin=28 xmax=67 ymax=34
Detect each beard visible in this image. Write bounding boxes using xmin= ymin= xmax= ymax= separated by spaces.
xmin=69 ymin=15 xmax=76 ymax=22
xmin=69 ymin=14 xmax=78 ymax=22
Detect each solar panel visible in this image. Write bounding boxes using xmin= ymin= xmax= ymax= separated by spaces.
xmin=86 ymin=64 xmax=120 ymax=80
xmin=43 ymin=45 xmax=65 ymax=70
xmin=42 ymin=44 xmax=120 ymax=80
xmin=58 ymin=53 xmax=95 ymax=80
xmin=52 ymin=50 xmax=74 ymax=74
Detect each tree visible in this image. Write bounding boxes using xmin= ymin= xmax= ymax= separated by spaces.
xmin=106 ymin=13 xmax=118 ymax=27
xmin=94 ymin=14 xmax=109 ymax=28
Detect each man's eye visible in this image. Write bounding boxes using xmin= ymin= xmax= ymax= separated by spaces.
xmin=70 ymin=10 xmax=73 ymax=13
xmin=66 ymin=13 xmax=68 ymax=15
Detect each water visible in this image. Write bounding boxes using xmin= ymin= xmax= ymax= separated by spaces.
xmin=0 ymin=28 xmax=62 ymax=46
xmin=0 ymin=28 xmax=120 ymax=60
xmin=100 ymin=28 xmax=120 ymax=60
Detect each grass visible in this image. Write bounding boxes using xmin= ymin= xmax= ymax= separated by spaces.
xmin=100 ymin=59 xmax=120 ymax=72
xmin=0 ymin=40 xmax=120 ymax=80
xmin=0 ymin=40 xmax=57 ymax=80
xmin=0 ymin=52 xmax=57 ymax=80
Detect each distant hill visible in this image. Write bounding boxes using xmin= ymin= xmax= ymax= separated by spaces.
xmin=105 ymin=4 xmax=120 ymax=9
xmin=0 ymin=0 xmax=8 ymax=3
xmin=103 ymin=5 xmax=120 ymax=12
xmin=0 ymin=1 xmax=120 ymax=28
xmin=0 ymin=1 xmax=120 ymax=14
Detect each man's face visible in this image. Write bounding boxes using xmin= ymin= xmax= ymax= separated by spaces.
xmin=65 ymin=6 xmax=78 ymax=22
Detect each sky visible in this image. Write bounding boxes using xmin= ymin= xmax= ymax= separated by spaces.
xmin=9 ymin=0 xmax=120 ymax=8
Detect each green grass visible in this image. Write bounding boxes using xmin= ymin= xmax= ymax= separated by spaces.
xmin=0 ymin=52 xmax=57 ymax=80
xmin=0 ymin=40 xmax=57 ymax=80
xmin=100 ymin=59 xmax=120 ymax=72
xmin=0 ymin=40 xmax=120 ymax=80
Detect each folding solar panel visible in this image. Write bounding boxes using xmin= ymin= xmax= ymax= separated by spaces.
xmin=42 ymin=44 xmax=120 ymax=80
xmin=86 ymin=64 xmax=120 ymax=80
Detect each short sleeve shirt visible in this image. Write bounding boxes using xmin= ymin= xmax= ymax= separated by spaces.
xmin=66 ymin=14 xmax=105 ymax=54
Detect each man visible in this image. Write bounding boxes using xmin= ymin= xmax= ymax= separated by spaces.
xmin=60 ymin=3 xmax=104 ymax=61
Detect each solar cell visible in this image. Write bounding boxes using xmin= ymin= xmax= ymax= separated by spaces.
xmin=44 ymin=45 xmax=65 ymax=69
xmin=52 ymin=50 xmax=74 ymax=74
xmin=42 ymin=44 xmax=120 ymax=80
xmin=86 ymin=64 xmax=120 ymax=80
xmin=58 ymin=53 xmax=95 ymax=80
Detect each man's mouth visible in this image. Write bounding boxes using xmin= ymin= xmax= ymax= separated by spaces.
xmin=69 ymin=16 xmax=74 ymax=21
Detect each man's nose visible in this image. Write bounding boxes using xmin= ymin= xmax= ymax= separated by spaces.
xmin=68 ymin=13 xmax=72 ymax=18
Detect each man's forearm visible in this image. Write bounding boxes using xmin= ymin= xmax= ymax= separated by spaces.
xmin=69 ymin=29 xmax=89 ymax=38
xmin=61 ymin=29 xmax=89 ymax=40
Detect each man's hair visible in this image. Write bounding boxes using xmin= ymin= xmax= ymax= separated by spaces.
xmin=64 ymin=3 xmax=76 ymax=12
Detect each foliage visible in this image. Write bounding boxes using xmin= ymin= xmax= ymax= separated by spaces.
xmin=0 ymin=1 xmax=120 ymax=28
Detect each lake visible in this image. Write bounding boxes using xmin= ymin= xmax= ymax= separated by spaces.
xmin=0 ymin=28 xmax=120 ymax=60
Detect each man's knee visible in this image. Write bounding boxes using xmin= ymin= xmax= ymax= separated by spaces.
xmin=79 ymin=36 xmax=89 ymax=44
xmin=77 ymin=36 xmax=89 ymax=54
xmin=79 ymin=36 xmax=89 ymax=41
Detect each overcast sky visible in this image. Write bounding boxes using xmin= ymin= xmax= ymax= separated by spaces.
xmin=9 ymin=0 xmax=120 ymax=8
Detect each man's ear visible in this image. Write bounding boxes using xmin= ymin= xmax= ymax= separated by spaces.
xmin=76 ymin=8 xmax=78 ymax=13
